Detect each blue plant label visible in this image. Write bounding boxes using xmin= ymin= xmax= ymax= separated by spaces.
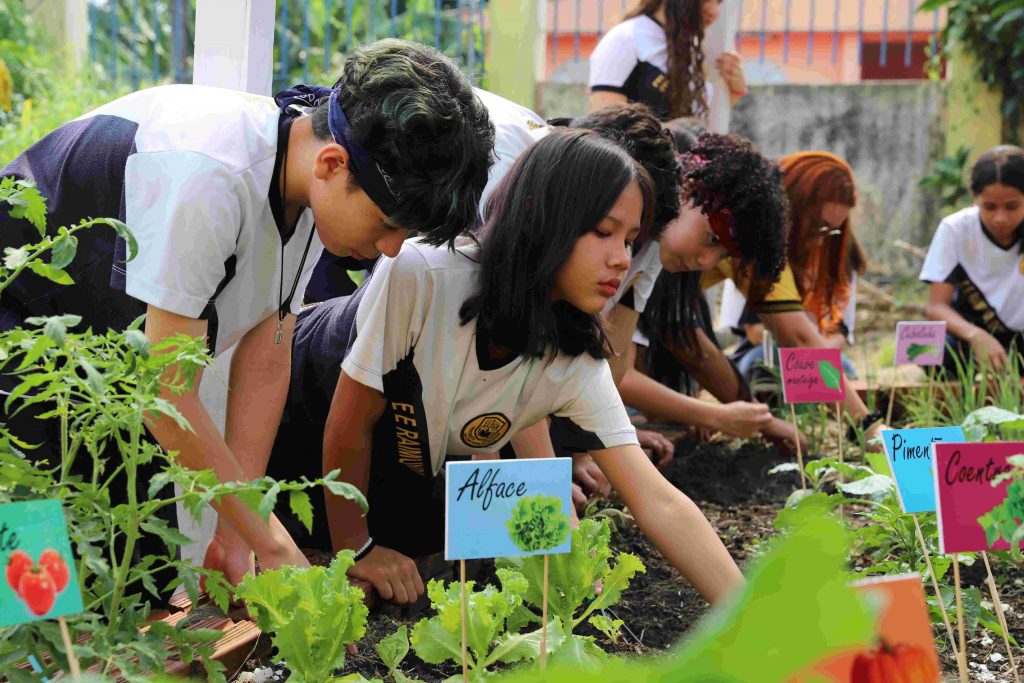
xmin=880 ymin=426 xmax=966 ymax=514
xmin=445 ymin=458 xmax=573 ymax=561
xmin=0 ymin=499 xmax=83 ymax=627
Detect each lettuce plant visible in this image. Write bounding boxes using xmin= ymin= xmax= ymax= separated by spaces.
xmin=497 ymin=518 xmax=644 ymax=666
xmin=235 ymin=552 xmax=369 ymax=683
xmin=410 ymin=568 xmax=562 ymax=681
xmin=506 ymin=494 xmax=570 ymax=553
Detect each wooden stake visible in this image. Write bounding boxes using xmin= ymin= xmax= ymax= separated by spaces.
xmin=886 ymin=359 xmax=898 ymax=427
xmin=58 ymin=616 xmax=80 ymax=678
xmin=982 ymin=551 xmax=1020 ymax=683
xmin=926 ymin=369 xmax=936 ymax=427
xmin=541 ymin=554 xmax=549 ymax=669
xmin=460 ymin=560 xmax=468 ymax=683
xmin=835 ymin=402 xmax=844 ymax=518
xmin=953 ymin=557 xmax=968 ymax=683
xmin=789 ymin=403 xmax=807 ymax=489
xmin=911 ymin=514 xmax=959 ymax=658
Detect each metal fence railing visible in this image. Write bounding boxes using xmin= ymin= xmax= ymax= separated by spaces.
xmin=85 ymin=0 xmax=488 ymax=90
xmin=546 ymin=0 xmax=946 ymax=82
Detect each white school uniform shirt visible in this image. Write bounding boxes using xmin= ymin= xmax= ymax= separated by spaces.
xmin=603 ymin=240 xmax=663 ymax=317
xmin=589 ymin=14 xmax=713 ymax=120
xmin=473 ymin=88 xmax=551 ymax=213
xmin=341 ymin=236 xmax=638 ymax=475
xmin=82 ymin=84 xmax=321 ymax=355
xmin=920 ymin=205 xmax=1024 ymax=342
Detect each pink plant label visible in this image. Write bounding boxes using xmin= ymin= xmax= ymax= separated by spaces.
xmin=894 ymin=321 xmax=946 ymax=366
xmin=932 ymin=442 xmax=1019 ymax=554
xmin=779 ymin=347 xmax=845 ymax=404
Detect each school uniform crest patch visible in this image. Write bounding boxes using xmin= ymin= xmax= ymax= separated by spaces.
xmin=461 ymin=413 xmax=511 ymax=448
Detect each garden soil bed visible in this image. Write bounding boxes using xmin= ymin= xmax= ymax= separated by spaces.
xmin=236 ymin=434 xmax=1024 ymax=682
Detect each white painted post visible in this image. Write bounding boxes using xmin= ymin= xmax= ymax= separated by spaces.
xmin=28 ymin=0 xmax=88 ymax=70
xmin=179 ymin=0 xmax=278 ymax=569
xmin=703 ymin=1 xmax=742 ymax=134
xmin=192 ymin=0 xmax=276 ymax=95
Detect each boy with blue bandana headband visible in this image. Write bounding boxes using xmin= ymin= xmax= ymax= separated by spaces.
xmin=0 ymin=39 xmax=494 ymax=592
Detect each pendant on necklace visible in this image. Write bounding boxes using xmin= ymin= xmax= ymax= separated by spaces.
xmin=274 ymin=319 xmax=283 ymax=345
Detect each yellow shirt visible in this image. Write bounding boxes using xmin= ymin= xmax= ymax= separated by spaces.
xmin=701 ymin=259 xmax=803 ymax=315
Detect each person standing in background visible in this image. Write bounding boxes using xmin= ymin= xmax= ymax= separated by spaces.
xmin=588 ymin=0 xmax=747 ymax=120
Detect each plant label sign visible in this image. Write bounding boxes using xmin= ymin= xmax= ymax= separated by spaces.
xmin=881 ymin=426 xmax=966 ymax=514
xmin=799 ymin=573 xmax=941 ymax=682
xmin=445 ymin=458 xmax=572 ymax=561
xmin=894 ymin=321 xmax=946 ymax=366
xmin=0 ymin=499 xmax=82 ymax=628
xmin=778 ymin=347 xmax=845 ymax=404
xmin=932 ymin=442 xmax=1021 ymax=554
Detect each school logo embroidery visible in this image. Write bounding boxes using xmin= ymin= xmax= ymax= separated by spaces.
xmin=461 ymin=413 xmax=511 ymax=448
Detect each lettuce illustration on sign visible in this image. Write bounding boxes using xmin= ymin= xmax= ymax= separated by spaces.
xmin=506 ymin=494 xmax=570 ymax=552
xmin=905 ymin=343 xmax=938 ymax=361
xmin=818 ymin=360 xmax=841 ymax=390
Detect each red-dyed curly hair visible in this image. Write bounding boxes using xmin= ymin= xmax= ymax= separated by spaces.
xmin=780 ymin=151 xmax=867 ymax=337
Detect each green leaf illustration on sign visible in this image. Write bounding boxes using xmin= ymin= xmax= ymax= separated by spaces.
xmin=906 ymin=343 xmax=937 ymax=361
xmin=818 ymin=360 xmax=841 ymax=390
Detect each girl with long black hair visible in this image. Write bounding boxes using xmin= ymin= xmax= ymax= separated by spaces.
xmin=267 ymin=129 xmax=744 ymax=607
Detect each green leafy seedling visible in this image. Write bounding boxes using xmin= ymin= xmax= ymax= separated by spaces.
xmin=235 ymin=552 xmax=369 ymax=683
xmin=410 ymin=568 xmax=563 ymax=681
xmin=588 ymin=614 xmax=624 ymax=646
xmin=498 ymin=518 xmax=644 ymax=666
xmin=506 ymin=493 xmax=571 ymax=552
xmin=376 ymin=625 xmax=422 ymax=683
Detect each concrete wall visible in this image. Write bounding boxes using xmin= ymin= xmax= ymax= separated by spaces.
xmin=536 ymin=80 xmax=947 ymax=275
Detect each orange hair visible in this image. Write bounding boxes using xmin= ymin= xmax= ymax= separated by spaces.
xmin=779 ymin=151 xmax=865 ymax=337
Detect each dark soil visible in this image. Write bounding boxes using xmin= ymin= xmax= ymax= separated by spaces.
xmin=661 ymin=435 xmax=801 ymax=506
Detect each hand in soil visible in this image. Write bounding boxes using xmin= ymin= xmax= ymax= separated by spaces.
xmin=348 ymin=545 xmax=425 ymax=605
xmin=968 ymin=328 xmax=1009 ymax=371
xmin=572 ymin=483 xmax=588 ymax=515
xmin=864 ymin=421 xmax=889 ymax=452
xmin=638 ymin=429 xmax=675 ymax=468
xmin=203 ymin=529 xmax=256 ymax=589
xmin=760 ymin=416 xmax=807 ymax=454
xmin=572 ymin=453 xmax=612 ymax=496
xmin=715 ymin=401 xmax=772 ymax=439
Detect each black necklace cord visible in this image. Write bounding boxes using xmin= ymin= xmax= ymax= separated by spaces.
xmin=274 ymin=119 xmax=317 ymax=345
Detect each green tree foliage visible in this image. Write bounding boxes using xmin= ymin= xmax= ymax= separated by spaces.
xmin=921 ymin=0 xmax=1024 ymax=142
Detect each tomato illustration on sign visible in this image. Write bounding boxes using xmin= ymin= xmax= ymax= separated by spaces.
xmin=18 ymin=566 xmax=57 ymax=617
xmin=851 ymin=640 xmax=940 ymax=683
xmin=39 ymin=548 xmax=69 ymax=592
xmin=5 ymin=549 xmax=32 ymax=592
xmin=5 ymin=547 xmax=73 ymax=619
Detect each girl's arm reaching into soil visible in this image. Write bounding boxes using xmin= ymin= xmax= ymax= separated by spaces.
xmin=323 ymin=370 xmax=425 ymax=605
xmin=927 ymin=281 xmax=1008 ymax=370
xmin=590 ymin=442 xmax=745 ymax=605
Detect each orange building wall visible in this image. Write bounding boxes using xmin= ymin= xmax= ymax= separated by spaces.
xmin=544 ymin=31 xmax=937 ymax=83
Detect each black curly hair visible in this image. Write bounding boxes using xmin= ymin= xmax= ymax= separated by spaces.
xmin=568 ymin=103 xmax=682 ymax=244
xmin=312 ymin=39 xmax=495 ymax=246
xmin=677 ymin=131 xmax=788 ymax=285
